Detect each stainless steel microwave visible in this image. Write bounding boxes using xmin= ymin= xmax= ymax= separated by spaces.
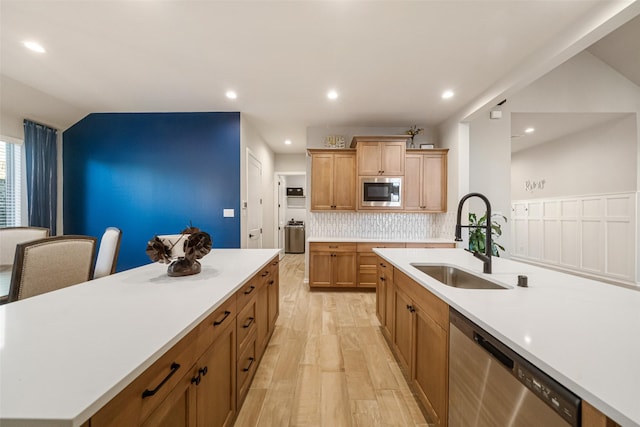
xmin=361 ymin=177 xmax=402 ymax=207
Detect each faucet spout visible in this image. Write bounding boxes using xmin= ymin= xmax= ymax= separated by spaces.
xmin=455 ymin=192 xmax=493 ymax=274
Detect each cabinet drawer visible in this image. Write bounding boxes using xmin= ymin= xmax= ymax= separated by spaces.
xmin=237 ymin=297 xmax=257 ymax=355
xmin=237 ymin=333 xmax=258 ymax=406
xmin=196 ymin=296 xmax=237 ymax=356
xmin=357 ymin=242 xmax=405 ymax=252
xmin=236 ymin=276 xmax=261 ymax=311
xmin=268 ymin=256 xmax=280 ymax=279
xmin=394 ymin=269 xmax=449 ymax=330
xmin=309 ymin=242 xmax=357 ymax=252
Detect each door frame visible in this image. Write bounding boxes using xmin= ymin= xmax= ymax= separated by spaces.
xmin=247 ymin=149 xmax=263 ymax=248
xmin=273 ymin=171 xmax=307 ymax=257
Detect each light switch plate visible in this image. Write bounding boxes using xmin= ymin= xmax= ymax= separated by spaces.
xmin=223 ymin=209 xmax=234 ymax=218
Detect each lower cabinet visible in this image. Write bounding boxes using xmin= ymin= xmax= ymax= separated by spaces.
xmin=391 ymin=269 xmax=449 ymax=427
xmin=140 ymin=316 xmax=237 ymax=427
xmin=358 ymin=242 xmax=405 ymax=288
xmin=309 ymin=242 xmax=357 ymax=289
xmin=90 ymin=255 xmax=279 ymax=427
xmin=582 ymin=401 xmax=622 ymax=427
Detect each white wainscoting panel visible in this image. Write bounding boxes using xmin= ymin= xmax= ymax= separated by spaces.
xmin=512 ymin=192 xmax=637 ymax=284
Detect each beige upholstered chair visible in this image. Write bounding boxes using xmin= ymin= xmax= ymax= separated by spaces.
xmin=0 ymin=226 xmax=50 ymax=265
xmin=93 ymin=227 xmax=122 ymax=279
xmin=8 ymin=235 xmax=97 ymax=302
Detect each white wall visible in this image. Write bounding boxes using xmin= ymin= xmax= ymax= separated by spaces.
xmin=0 ymin=76 xmax=82 ymax=234
xmin=240 ymin=116 xmax=276 ymax=249
xmin=512 ymin=114 xmax=637 ymax=200
xmin=283 ymin=174 xmax=307 ymax=223
xmin=275 ymin=153 xmax=306 ymax=172
xmin=460 ymin=51 xmax=640 ymax=257
xmin=467 ymin=111 xmax=513 ymax=255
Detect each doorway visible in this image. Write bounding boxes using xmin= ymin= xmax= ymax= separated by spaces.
xmin=274 ymin=172 xmax=306 ymax=254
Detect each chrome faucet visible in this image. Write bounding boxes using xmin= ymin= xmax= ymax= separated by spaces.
xmin=455 ymin=192 xmax=492 ymax=274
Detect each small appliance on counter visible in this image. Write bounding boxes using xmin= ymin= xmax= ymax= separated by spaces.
xmin=284 ymin=219 xmax=305 ymax=254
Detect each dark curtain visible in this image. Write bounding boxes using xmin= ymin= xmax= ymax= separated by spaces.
xmin=24 ymin=119 xmax=58 ymax=235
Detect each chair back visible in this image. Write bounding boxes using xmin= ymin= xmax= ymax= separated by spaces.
xmin=93 ymin=227 xmax=122 ymax=279
xmin=9 ymin=235 xmax=97 ymax=302
xmin=0 ymin=227 xmax=50 ymax=265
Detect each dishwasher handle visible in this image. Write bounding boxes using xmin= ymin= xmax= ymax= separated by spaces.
xmin=474 ymin=331 xmax=514 ymax=370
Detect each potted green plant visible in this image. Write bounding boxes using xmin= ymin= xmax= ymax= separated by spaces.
xmin=468 ymin=212 xmax=506 ymax=257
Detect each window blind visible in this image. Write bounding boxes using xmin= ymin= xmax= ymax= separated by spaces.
xmin=0 ymin=140 xmax=22 ymax=227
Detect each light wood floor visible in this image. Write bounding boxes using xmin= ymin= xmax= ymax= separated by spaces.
xmin=234 ymin=254 xmax=431 ymax=427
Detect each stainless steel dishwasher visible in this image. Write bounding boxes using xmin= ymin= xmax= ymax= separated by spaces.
xmin=449 ymin=309 xmax=581 ymax=427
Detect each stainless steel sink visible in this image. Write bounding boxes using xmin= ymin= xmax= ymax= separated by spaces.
xmin=411 ymin=264 xmax=510 ymax=290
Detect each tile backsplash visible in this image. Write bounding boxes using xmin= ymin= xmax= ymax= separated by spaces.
xmin=308 ymin=211 xmax=457 ymax=240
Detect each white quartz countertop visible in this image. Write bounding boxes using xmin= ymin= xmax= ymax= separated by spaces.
xmin=0 ymin=248 xmax=279 ymax=427
xmin=307 ymin=237 xmax=457 ymax=244
xmin=374 ymin=248 xmax=640 ymax=427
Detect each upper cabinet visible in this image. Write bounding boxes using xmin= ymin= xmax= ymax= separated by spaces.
xmin=309 ymin=149 xmax=357 ymax=211
xmin=404 ymin=149 xmax=448 ymax=213
xmin=351 ymin=136 xmax=408 ymax=176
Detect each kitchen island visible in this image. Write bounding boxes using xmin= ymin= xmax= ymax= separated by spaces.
xmin=0 ymin=248 xmax=279 ymax=427
xmin=374 ymin=247 xmax=640 ymax=426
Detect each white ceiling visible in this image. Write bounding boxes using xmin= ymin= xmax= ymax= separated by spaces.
xmin=509 ymin=14 xmax=640 ymax=153
xmin=0 ymin=1 xmax=637 ymax=154
xmin=511 ymin=112 xmax=632 ymax=153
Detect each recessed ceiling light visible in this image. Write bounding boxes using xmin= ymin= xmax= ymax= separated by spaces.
xmin=284 ymin=139 xmax=292 ymax=145
xmin=225 ymin=90 xmax=237 ymax=99
xmin=23 ymin=41 xmax=45 ymax=53
xmin=327 ymin=90 xmax=338 ymax=100
xmin=441 ymin=90 xmax=454 ymax=99
xmin=525 ymin=127 xmax=535 ymax=134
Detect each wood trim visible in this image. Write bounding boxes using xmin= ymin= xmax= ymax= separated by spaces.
xmin=309 ymin=242 xmax=357 ymax=252
xmin=582 ymin=401 xmax=621 ymax=427
xmin=350 ymin=135 xmax=411 ymax=148
xmin=356 ymin=242 xmax=406 ymax=252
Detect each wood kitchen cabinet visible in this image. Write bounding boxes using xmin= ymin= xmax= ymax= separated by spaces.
xmin=392 ymin=269 xmax=449 ymax=427
xmin=91 ymin=297 xmax=237 ymax=427
xmin=357 ymin=242 xmax=405 ymax=288
xmin=376 ymin=255 xmax=395 ymax=342
xmin=351 ymin=136 xmax=408 ymax=176
xmin=309 ymin=149 xmax=356 ymax=211
xmin=582 ymin=401 xmax=621 ymax=427
xmin=91 ymin=256 xmax=279 ymax=427
xmin=194 ymin=318 xmax=237 ymax=427
xmin=309 ymin=242 xmax=357 ymax=289
xmin=404 ymin=149 xmax=448 ymax=212
xmin=256 ymin=258 xmax=279 ymax=354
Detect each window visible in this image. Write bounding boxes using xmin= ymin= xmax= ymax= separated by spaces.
xmin=0 ymin=138 xmax=23 ymax=226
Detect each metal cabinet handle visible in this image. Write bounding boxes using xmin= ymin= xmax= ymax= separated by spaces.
xmin=268 ymin=280 xmax=275 ymax=286
xmin=261 ymin=271 xmax=269 ymax=277
xmin=244 ymin=285 xmax=256 ymax=295
xmin=191 ymin=366 xmax=209 ymax=386
xmin=242 ymin=317 xmax=255 ymax=329
xmin=379 ymin=277 xmax=385 ymax=281
xmin=142 ymin=362 xmax=180 ymax=398
xmin=242 ymin=357 xmax=255 ymax=372
xmin=213 ymin=310 xmax=231 ymax=326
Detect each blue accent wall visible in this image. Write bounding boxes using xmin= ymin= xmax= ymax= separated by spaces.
xmin=63 ymin=112 xmax=241 ymax=271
